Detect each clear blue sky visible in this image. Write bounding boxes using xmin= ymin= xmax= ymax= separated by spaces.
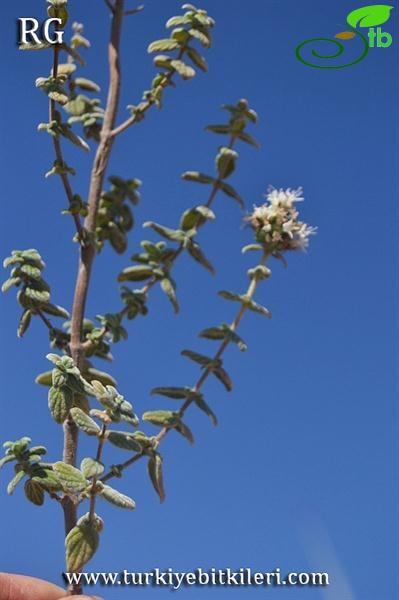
xmin=0 ymin=1 xmax=397 ymax=598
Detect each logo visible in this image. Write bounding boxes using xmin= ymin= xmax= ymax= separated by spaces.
xmin=296 ymin=4 xmax=394 ymax=68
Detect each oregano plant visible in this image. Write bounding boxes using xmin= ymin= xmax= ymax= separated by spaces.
xmin=1 ymin=0 xmax=316 ymax=595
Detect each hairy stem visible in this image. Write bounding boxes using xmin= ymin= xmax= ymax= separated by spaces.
xmin=63 ymin=0 xmax=125 ymax=568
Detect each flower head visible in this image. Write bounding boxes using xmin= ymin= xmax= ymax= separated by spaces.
xmin=247 ymin=187 xmax=316 ymax=252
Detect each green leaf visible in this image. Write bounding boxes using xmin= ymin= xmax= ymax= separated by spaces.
xmin=215 ymin=147 xmax=238 ymax=179
xmin=246 ymin=299 xmax=272 ymax=318
xmin=218 ymin=290 xmax=242 ymax=303
xmin=24 ymin=286 xmax=50 ymax=303
xmin=99 ymin=485 xmax=135 ymax=509
xmin=237 ymin=131 xmax=260 ymax=148
xmin=84 ymin=367 xmax=117 ymax=387
xmin=175 ymin=420 xmax=194 ymax=444
xmin=17 ymin=310 xmax=32 ymax=338
xmin=53 ymin=461 xmax=88 ymax=493
xmin=347 ymin=5 xmax=393 ymax=28
xmin=213 ymin=365 xmax=233 ymax=391
xmin=74 ymin=77 xmax=100 ymax=92
xmin=187 ymin=242 xmax=215 ymax=274
xmin=24 ymin=479 xmax=44 ymax=506
xmin=1 ymin=276 xmax=21 ymax=292
xmin=106 ymin=431 xmax=142 ymax=452
xmin=31 ymin=467 xmax=62 ymax=492
xmin=81 ymin=458 xmax=104 ymax=479
xmin=199 ymin=324 xmax=247 ymax=351
xmin=151 ymin=387 xmax=192 ymax=400
xmin=143 ymin=411 xmax=179 ymax=427
xmin=194 ymin=394 xmax=218 ymax=426
xmin=0 ymin=454 xmax=16 ymax=469
xmin=205 ymin=124 xmax=230 ymax=135
xmin=160 ymin=278 xmax=179 ymax=313
xmin=148 ymin=454 xmax=165 ymax=502
xmin=181 ymin=349 xmax=211 ymax=367
xmin=180 ymin=205 xmax=215 ymax=231
xmin=170 ymin=59 xmax=196 ymax=79
xmin=242 ymin=243 xmax=263 ymax=253
xmin=186 ymin=47 xmax=208 ymax=71
xmin=181 ymin=171 xmax=215 ymax=184
xmin=218 ymin=182 xmax=244 ymax=208
xmin=188 ymin=27 xmax=212 ymax=48
xmin=41 ymin=303 xmax=69 ymax=319
xmin=118 ymin=265 xmax=154 ymax=282
xmin=48 ymin=386 xmax=73 ymax=424
xmin=148 ymin=39 xmax=180 ymax=53
xmin=143 ymin=221 xmax=186 ymax=243
xmin=7 ymin=470 xmax=25 ymax=495
xmin=166 ymin=15 xmax=192 ymax=28
xmin=65 ymin=516 xmax=100 ymax=572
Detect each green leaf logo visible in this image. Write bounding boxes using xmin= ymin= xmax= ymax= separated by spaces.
xmin=347 ymin=5 xmax=393 ymax=28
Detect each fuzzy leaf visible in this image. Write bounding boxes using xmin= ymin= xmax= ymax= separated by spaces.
xmin=181 ymin=171 xmax=215 ymax=184
xmin=48 ymin=386 xmax=73 ymax=424
xmin=151 ymin=387 xmax=192 ymax=400
xmin=246 ymin=299 xmax=272 ymax=318
xmin=7 ymin=470 xmax=25 ymax=495
xmin=24 ymin=479 xmax=44 ymax=506
xmin=81 ymin=458 xmax=104 ymax=479
xmin=237 ymin=131 xmax=260 ymax=148
xmin=186 ymin=47 xmax=208 ymax=71
xmin=170 ymin=59 xmax=196 ymax=79
xmin=187 ymin=242 xmax=215 ymax=274
xmin=148 ymin=454 xmax=165 ymax=502
xmin=118 ymin=266 xmax=154 ymax=282
xmin=0 ymin=454 xmax=16 ymax=469
xmin=143 ymin=411 xmax=179 ymax=427
xmin=181 ymin=349 xmax=212 ymax=367
xmin=106 ymin=431 xmax=142 ymax=452
xmin=175 ymin=421 xmax=194 ymax=444
xmin=74 ymin=77 xmax=100 ymax=92
xmin=216 ymin=147 xmax=238 ymax=179
xmin=71 ymin=406 xmax=101 ymax=435
xmin=100 ymin=485 xmax=135 ymax=509
xmin=213 ymin=365 xmax=233 ymax=391
xmin=148 ymin=39 xmax=180 ymax=53
xmin=53 ymin=462 xmax=88 ymax=493
xmin=17 ymin=310 xmax=32 ymax=338
xmin=31 ymin=467 xmax=62 ymax=492
xmin=194 ymin=395 xmax=218 ymax=426
xmin=143 ymin=221 xmax=186 ymax=243
xmin=65 ymin=518 xmax=99 ymax=572
xmin=218 ymin=182 xmax=244 ymax=208
xmin=180 ymin=205 xmax=215 ymax=231
xmin=218 ymin=290 xmax=242 ymax=302
xmin=160 ymin=278 xmax=179 ymax=313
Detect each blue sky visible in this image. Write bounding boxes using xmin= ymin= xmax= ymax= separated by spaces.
xmin=0 ymin=1 xmax=397 ymax=598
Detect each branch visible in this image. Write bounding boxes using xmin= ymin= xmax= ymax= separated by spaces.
xmin=124 ymin=4 xmax=144 ymax=16
xmin=50 ymin=47 xmax=83 ymax=238
xmin=111 ymin=48 xmax=185 ymax=138
xmin=100 ymin=251 xmax=269 ymax=482
xmin=83 ymin=134 xmax=238 ymax=352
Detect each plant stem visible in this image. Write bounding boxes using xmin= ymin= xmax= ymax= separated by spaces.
xmin=63 ymin=0 xmax=125 ymax=562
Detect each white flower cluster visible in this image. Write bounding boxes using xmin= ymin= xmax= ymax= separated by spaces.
xmin=248 ymin=187 xmax=316 ymax=252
